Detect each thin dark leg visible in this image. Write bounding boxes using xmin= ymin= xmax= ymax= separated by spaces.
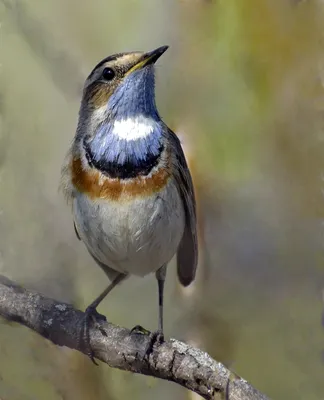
xmin=86 ymin=272 xmax=126 ymax=312
xmin=145 ymin=265 xmax=167 ymax=354
xmin=81 ymin=272 xmax=127 ymax=364
xmin=156 ymin=265 xmax=166 ymax=333
xmin=130 ymin=266 xmax=167 ymax=360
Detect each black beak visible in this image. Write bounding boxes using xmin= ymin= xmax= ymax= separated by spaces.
xmin=142 ymin=45 xmax=169 ymax=65
xmin=126 ymin=46 xmax=169 ymax=75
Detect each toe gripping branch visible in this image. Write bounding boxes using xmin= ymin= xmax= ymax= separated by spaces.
xmin=80 ymin=306 xmax=107 ymax=365
xmin=131 ymin=325 xmax=165 ymax=360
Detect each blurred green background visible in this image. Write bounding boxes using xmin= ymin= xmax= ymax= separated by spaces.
xmin=1 ymin=0 xmax=324 ymax=399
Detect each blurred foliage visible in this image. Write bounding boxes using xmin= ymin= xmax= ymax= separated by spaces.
xmin=1 ymin=0 xmax=324 ymax=399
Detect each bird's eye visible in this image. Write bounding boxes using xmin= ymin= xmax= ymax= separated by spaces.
xmin=102 ymin=67 xmax=115 ymax=81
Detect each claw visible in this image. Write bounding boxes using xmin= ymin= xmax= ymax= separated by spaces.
xmin=145 ymin=329 xmax=164 ymax=357
xmin=85 ymin=306 xmax=107 ymax=324
xmin=130 ymin=326 xmax=164 ymax=360
xmin=130 ymin=325 xmax=151 ymax=336
xmin=79 ymin=306 xmax=107 ymax=365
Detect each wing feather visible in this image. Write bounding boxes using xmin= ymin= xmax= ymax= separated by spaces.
xmin=167 ymin=127 xmax=198 ymax=286
xmin=60 ymin=147 xmax=82 ymax=242
xmin=74 ymin=220 xmax=81 ymax=240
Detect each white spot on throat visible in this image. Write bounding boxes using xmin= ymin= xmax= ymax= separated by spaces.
xmin=113 ymin=116 xmax=154 ymax=141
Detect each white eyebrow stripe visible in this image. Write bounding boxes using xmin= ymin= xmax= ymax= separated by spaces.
xmin=112 ymin=116 xmax=155 ymax=141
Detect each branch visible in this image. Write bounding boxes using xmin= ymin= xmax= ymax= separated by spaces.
xmin=0 ymin=275 xmax=268 ymax=400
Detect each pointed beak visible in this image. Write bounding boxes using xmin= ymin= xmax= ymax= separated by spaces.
xmin=142 ymin=45 xmax=169 ymax=65
xmin=127 ymin=45 xmax=169 ymax=75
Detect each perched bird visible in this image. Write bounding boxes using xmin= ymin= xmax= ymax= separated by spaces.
xmin=61 ymin=46 xmax=197 ymax=360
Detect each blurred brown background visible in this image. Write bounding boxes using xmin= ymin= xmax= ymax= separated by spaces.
xmin=1 ymin=0 xmax=324 ymax=399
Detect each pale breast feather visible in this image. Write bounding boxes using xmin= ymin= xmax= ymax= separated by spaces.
xmin=72 ymin=176 xmax=185 ymax=277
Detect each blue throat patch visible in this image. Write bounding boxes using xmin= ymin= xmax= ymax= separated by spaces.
xmin=83 ymin=66 xmax=165 ymax=179
xmin=83 ymin=120 xmax=164 ymax=179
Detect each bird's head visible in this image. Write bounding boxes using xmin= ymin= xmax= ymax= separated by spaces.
xmin=80 ymin=46 xmax=169 ymax=125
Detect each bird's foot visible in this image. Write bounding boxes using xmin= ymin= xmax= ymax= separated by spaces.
xmin=130 ymin=325 xmax=164 ymax=360
xmin=130 ymin=324 xmax=151 ymax=336
xmin=145 ymin=329 xmax=164 ymax=356
xmin=79 ymin=305 xmax=107 ymax=365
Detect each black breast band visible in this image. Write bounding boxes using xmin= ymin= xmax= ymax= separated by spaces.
xmin=83 ymin=140 xmax=164 ymax=179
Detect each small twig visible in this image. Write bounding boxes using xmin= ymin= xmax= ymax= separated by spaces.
xmin=0 ymin=275 xmax=268 ymax=399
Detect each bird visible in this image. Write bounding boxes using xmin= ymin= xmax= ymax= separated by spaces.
xmin=61 ymin=45 xmax=198 ymax=362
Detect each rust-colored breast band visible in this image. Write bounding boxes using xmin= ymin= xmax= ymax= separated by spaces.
xmin=71 ymin=158 xmax=171 ymax=201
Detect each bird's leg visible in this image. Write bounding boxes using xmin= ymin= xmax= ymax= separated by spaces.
xmin=80 ymin=272 xmax=126 ymax=364
xmin=146 ymin=265 xmax=167 ymax=351
xmin=131 ymin=265 xmax=167 ymax=358
xmin=156 ymin=264 xmax=166 ymax=335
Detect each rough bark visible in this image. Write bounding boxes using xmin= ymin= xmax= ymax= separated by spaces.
xmin=0 ymin=275 xmax=268 ymax=399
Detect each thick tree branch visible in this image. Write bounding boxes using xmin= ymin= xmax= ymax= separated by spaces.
xmin=0 ymin=275 xmax=268 ymax=400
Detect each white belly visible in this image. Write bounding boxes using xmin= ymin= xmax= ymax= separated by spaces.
xmin=73 ymin=179 xmax=185 ymax=276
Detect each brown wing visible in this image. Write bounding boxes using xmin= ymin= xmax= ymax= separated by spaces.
xmin=60 ymin=146 xmax=81 ymax=242
xmin=167 ymin=127 xmax=198 ymax=286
